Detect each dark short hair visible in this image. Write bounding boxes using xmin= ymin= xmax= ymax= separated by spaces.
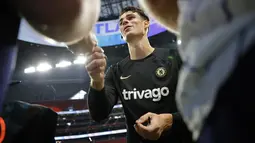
xmin=120 ymin=6 xmax=149 ymax=21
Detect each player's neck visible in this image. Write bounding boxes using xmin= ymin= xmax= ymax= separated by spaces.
xmin=128 ymin=36 xmax=154 ymax=60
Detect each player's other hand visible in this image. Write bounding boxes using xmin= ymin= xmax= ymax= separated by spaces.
xmin=85 ymin=46 xmax=107 ymax=83
xmin=134 ymin=112 xmax=173 ymax=140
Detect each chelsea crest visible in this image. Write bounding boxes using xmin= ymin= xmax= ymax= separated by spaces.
xmin=155 ymin=67 xmax=167 ymax=78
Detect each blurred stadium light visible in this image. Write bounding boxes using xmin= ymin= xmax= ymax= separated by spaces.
xmin=56 ymin=60 xmax=72 ymax=68
xmin=36 ymin=62 xmax=52 ymax=72
xmin=73 ymin=55 xmax=86 ymax=65
xmin=24 ymin=66 xmax=36 ymax=74
xmin=177 ymin=40 xmax=182 ymax=45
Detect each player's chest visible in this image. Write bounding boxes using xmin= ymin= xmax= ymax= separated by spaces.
xmin=115 ymin=59 xmax=174 ymax=104
xmin=118 ymin=60 xmax=172 ymax=89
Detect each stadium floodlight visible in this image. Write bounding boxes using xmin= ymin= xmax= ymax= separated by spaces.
xmin=24 ymin=66 xmax=36 ymax=74
xmin=177 ymin=40 xmax=182 ymax=45
xmin=114 ymin=115 xmax=122 ymax=119
xmin=73 ymin=55 xmax=86 ymax=64
xmin=36 ymin=62 xmax=52 ymax=72
xmin=56 ymin=60 xmax=72 ymax=68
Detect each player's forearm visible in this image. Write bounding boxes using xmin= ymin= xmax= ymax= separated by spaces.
xmin=172 ymin=112 xmax=182 ymax=123
xmin=171 ymin=112 xmax=190 ymax=134
xmin=172 ymin=112 xmax=193 ymax=142
xmin=87 ymin=87 xmax=115 ymax=122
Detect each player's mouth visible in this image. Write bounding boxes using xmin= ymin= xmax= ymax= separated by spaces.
xmin=124 ymin=25 xmax=132 ymax=32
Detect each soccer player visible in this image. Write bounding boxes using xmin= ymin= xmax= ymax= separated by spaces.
xmin=86 ymin=6 xmax=192 ymax=143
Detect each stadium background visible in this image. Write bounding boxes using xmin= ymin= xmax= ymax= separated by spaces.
xmin=5 ymin=0 xmax=178 ymax=142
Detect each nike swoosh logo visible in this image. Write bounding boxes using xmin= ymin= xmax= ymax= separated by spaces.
xmin=120 ymin=75 xmax=131 ymax=80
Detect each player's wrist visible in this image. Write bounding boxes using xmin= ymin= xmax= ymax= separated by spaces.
xmin=159 ymin=113 xmax=173 ymax=131
xmin=91 ymin=79 xmax=104 ymax=90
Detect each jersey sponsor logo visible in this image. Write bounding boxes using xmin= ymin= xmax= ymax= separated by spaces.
xmin=120 ymin=75 xmax=131 ymax=80
xmin=122 ymin=87 xmax=169 ymax=102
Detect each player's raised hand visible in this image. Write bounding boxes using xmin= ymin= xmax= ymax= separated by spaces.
xmin=85 ymin=46 xmax=107 ymax=85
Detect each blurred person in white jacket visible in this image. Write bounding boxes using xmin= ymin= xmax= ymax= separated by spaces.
xmin=137 ymin=0 xmax=255 ymax=142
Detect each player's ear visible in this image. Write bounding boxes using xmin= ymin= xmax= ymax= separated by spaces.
xmin=144 ymin=20 xmax=150 ymax=29
xmin=144 ymin=20 xmax=150 ymax=33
